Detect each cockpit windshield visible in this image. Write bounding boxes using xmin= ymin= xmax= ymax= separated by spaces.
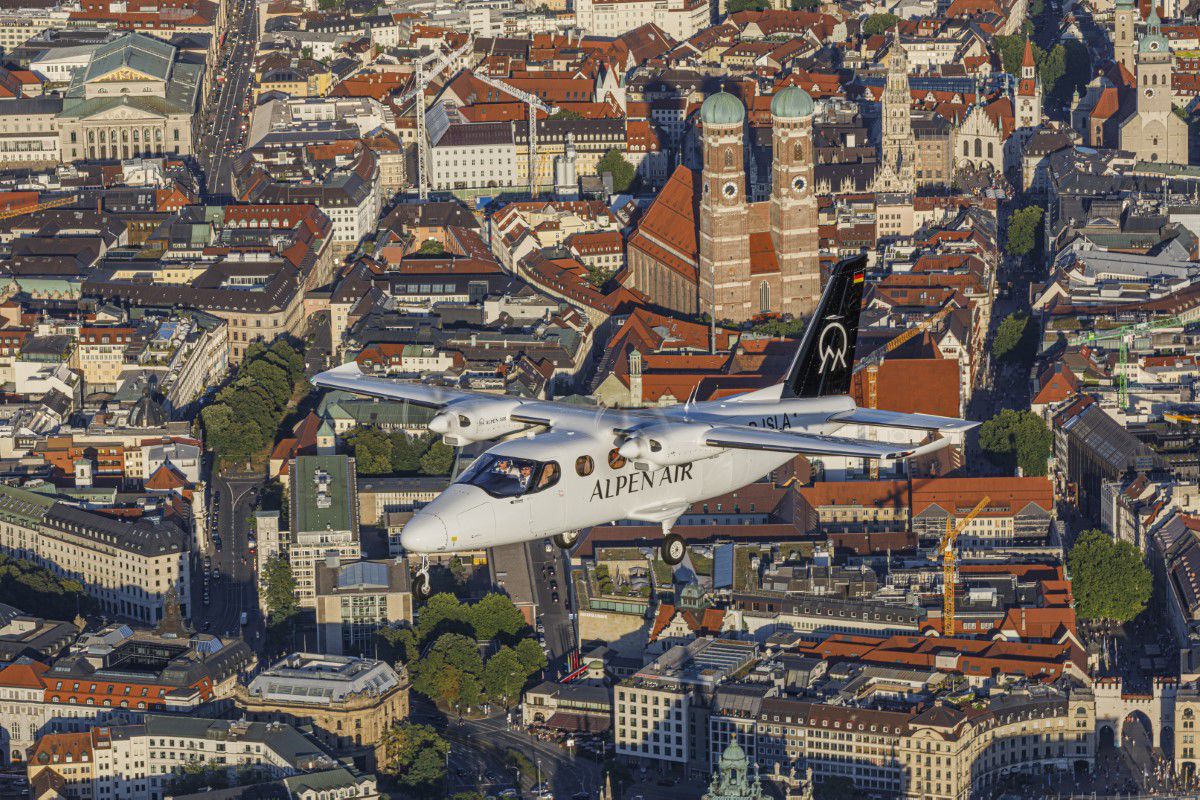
xmin=458 ymin=454 xmax=560 ymax=498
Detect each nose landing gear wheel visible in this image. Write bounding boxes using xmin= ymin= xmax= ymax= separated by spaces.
xmin=413 ymin=556 xmax=432 ymax=599
xmin=661 ymin=533 xmax=686 ymax=566
xmin=552 ymin=530 xmax=579 ymax=550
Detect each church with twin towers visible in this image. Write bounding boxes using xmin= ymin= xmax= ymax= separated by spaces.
xmin=626 ymin=87 xmax=822 ymax=323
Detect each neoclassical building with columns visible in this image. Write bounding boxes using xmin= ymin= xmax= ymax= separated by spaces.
xmin=56 ymin=32 xmax=201 ymax=163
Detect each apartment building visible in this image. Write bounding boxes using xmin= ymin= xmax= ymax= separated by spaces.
xmin=0 ymin=627 xmax=252 ymax=765
xmin=749 ymin=686 xmax=1095 ymax=799
xmin=288 ymin=456 xmax=361 ymax=608
xmin=27 ymin=716 xmax=339 ymax=800
xmin=0 ymin=484 xmax=190 ymax=624
xmin=313 ymin=559 xmax=413 ymax=656
xmin=614 ymin=639 xmax=757 ymax=772
xmin=233 ymin=653 xmax=409 ymax=768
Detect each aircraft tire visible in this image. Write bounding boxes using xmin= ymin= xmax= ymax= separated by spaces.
xmin=661 ymin=533 xmax=686 ymax=566
xmin=413 ymin=570 xmax=432 ymax=600
xmin=553 ymin=531 xmax=579 ymax=550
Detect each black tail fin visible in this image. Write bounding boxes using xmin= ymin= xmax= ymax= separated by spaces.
xmin=780 ymin=255 xmax=866 ymax=398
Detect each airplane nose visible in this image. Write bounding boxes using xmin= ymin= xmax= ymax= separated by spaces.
xmin=400 ymin=513 xmax=448 ymax=553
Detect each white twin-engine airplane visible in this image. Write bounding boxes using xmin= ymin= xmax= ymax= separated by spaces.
xmin=314 ymin=256 xmax=977 ymax=596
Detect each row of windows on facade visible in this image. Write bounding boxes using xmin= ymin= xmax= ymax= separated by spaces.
xmin=68 ymin=129 xmax=179 ymax=144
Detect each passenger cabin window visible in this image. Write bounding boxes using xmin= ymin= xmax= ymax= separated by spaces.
xmin=459 ymin=454 xmax=560 ymax=497
xmin=576 ymin=455 xmax=594 ymax=476
xmin=608 ymin=449 xmax=627 ymax=470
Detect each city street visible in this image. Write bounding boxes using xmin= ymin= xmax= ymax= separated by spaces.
xmin=190 ymin=473 xmax=264 ymax=648
xmin=412 ymin=702 xmax=603 ymax=799
xmin=527 ymin=540 xmax=575 ymax=670
xmin=199 ymin=0 xmax=257 ymax=197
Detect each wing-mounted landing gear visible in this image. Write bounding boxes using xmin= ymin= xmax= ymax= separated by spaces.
xmin=413 ymin=555 xmax=432 ymax=600
xmin=552 ymin=530 xmax=579 ymax=550
xmin=660 ymin=518 xmax=686 ymax=566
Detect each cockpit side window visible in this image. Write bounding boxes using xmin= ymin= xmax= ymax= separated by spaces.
xmin=459 ymin=454 xmax=558 ymax=498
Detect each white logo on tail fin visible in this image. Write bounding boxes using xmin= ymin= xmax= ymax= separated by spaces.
xmin=817 ymin=321 xmax=848 ymax=374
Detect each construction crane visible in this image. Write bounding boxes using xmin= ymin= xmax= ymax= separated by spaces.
xmin=0 ymin=194 xmax=77 ymax=221
xmin=940 ymin=496 xmax=990 ymax=637
xmin=472 ymin=71 xmax=559 ymax=197
xmin=1067 ymin=315 xmax=1184 ymax=409
xmin=857 ymin=301 xmax=956 ymax=477
xmin=395 ymin=38 xmax=474 ymax=201
xmin=1165 ymin=412 xmax=1200 ymax=425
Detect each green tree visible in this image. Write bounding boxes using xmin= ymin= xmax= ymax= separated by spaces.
xmin=513 ymin=637 xmax=548 ymax=675
xmin=991 ymin=312 xmax=1031 ymax=362
xmin=379 ymin=723 xmax=450 ymax=794
xmin=390 ymin=432 xmax=422 ymax=473
xmin=244 ymin=359 xmax=291 ymax=408
xmin=346 ymin=427 xmax=393 ymax=475
xmin=0 ymin=554 xmax=92 ymax=619
xmin=482 ymin=647 xmax=529 ymax=708
xmin=419 ymin=439 xmax=456 ymax=476
xmin=978 ymin=409 xmax=1052 ymax=477
xmin=548 ymin=109 xmax=584 ymax=120
xmin=416 ymin=592 xmax=471 ymax=641
xmin=1067 ymin=530 xmax=1152 ymax=623
xmin=470 ymin=593 xmax=528 ymax=642
xmin=412 ymin=633 xmax=484 ymax=708
xmin=262 ymin=555 xmax=297 ymax=620
xmin=862 ymin=12 xmax=899 ymax=35
xmin=752 ymin=316 xmax=807 ymax=338
xmin=596 ymin=149 xmax=636 ymax=193
xmin=727 ymin=0 xmax=768 ymax=9
xmin=377 ymin=625 xmax=419 ymax=665
xmin=1006 ymin=205 xmax=1043 ymax=259
xmin=791 ymin=0 xmax=818 ymax=8
xmin=267 ymin=339 xmax=305 ymax=386
xmin=168 ymin=761 xmax=230 ymax=794
xmin=417 ymin=239 xmax=446 ymax=255
xmin=994 ymin=34 xmax=1037 ymax=75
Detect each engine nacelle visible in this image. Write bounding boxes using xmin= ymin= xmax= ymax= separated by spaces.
xmin=617 ymin=424 xmax=719 ymax=470
xmin=428 ymin=398 xmax=526 ymax=445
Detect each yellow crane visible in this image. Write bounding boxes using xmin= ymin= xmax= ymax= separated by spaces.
xmin=0 ymin=194 xmax=76 ymax=221
xmin=1165 ymin=412 xmax=1200 ymax=425
xmin=861 ymin=301 xmax=957 ymax=477
xmin=940 ymin=496 xmax=990 ymax=637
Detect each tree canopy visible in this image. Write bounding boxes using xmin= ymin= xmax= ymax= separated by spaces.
xmin=417 ymin=239 xmax=446 ymax=255
xmin=343 ymin=429 xmax=454 ymax=477
xmin=379 ymin=723 xmax=451 ymax=795
xmin=202 ymin=340 xmax=305 ymax=466
xmin=261 ymin=555 xmax=297 ymax=622
xmin=862 ymin=12 xmax=899 ymax=35
xmin=0 ymin=554 xmax=91 ymax=620
xmin=409 ymin=593 xmax=543 ymax=713
xmin=978 ymin=409 xmax=1052 ymax=477
xmin=1006 ymin=205 xmax=1043 ymax=259
xmin=596 ymin=149 xmax=636 ymax=193
xmin=1067 ymin=530 xmax=1152 ymax=623
xmin=727 ymin=0 xmax=768 ymax=11
xmin=992 ymin=312 xmax=1034 ymax=362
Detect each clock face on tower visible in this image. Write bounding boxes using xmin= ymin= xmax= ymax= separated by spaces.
xmin=792 ymin=176 xmax=807 ymax=193
xmin=722 ymin=181 xmax=738 ymax=198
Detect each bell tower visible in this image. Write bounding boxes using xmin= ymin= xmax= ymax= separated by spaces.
xmin=698 ymin=91 xmax=751 ymax=322
xmin=1114 ymin=0 xmax=1136 ymax=75
xmin=769 ymin=86 xmax=821 ymax=316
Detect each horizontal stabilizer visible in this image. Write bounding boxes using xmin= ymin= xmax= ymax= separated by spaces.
xmin=828 ymin=407 xmax=978 ymax=434
xmin=704 ymin=424 xmax=918 ymax=460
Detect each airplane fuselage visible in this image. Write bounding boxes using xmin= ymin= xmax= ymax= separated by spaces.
xmin=400 ymin=395 xmax=858 ymax=554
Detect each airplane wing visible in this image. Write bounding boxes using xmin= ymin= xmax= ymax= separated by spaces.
xmin=312 ymin=363 xmax=488 ymax=408
xmin=827 ymin=407 xmax=978 ymax=434
xmin=703 ymin=424 xmax=925 ymax=460
xmin=312 ymin=363 xmax=660 ymax=432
